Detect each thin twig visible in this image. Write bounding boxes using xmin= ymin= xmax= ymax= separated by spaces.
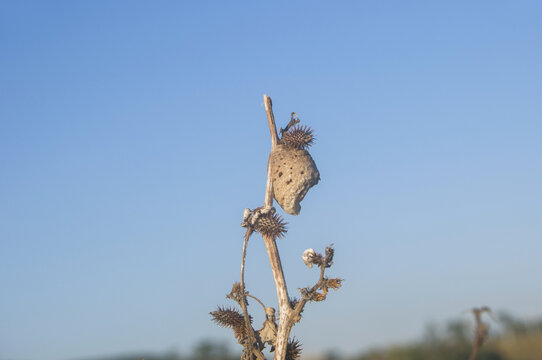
xmin=239 ymin=228 xmax=256 ymax=357
xmin=240 ymin=228 xmax=253 ymax=299
xmin=246 ymin=293 xmax=267 ymax=312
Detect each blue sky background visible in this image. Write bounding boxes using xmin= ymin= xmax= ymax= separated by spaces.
xmin=1 ymin=1 xmax=541 ymax=359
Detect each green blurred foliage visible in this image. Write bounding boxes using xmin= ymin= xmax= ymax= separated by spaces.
xmin=75 ymin=340 xmax=239 ymax=360
xmin=76 ymin=312 xmax=541 ymax=360
xmin=353 ymin=312 xmax=542 ymax=360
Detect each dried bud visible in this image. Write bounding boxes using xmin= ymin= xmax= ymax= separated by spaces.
xmin=302 ymin=248 xmax=316 ymax=268
xmin=311 ymin=292 xmax=326 ymax=302
xmin=302 ymin=248 xmax=324 ymax=268
xmin=324 ymin=244 xmax=335 ymax=267
xmin=227 ymin=282 xmax=246 ymax=305
xmin=326 ymin=278 xmax=343 ymax=290
xmin=241 ymin=208 xmax=252 ymax=227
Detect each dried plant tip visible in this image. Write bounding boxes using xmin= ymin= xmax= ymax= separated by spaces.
xmin=241 ymin=208 xmax=252 ymax=227
xmin=324 ymin=244 xmax=335 ymax=267
xmin=326 ymin=278 xmax=343 ymax=290
xmin=254 ymin=212 xmax=287 ymax=239
xmin=210 ymin=306 xmax=251 ymax=341
xmin=302 ymin=248 xmax=324 ymax=268
xmin=281 ymin=125 xmax=315 ymax=150
xmin=300 ymin=287 xmax=326 ymax=302
xmin=286 ymin=338 xmax=303 ymax=360
xmin=289 ymin=297 xmax=300 ymax=310
xmin=227 ymin=282 xmax=246 ymax=305
xmin=311 ymin=292 xmax=326 ymax=302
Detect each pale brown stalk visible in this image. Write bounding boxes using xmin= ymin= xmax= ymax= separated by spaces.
xmin=262 ymin=94 xmax=292 ymax=360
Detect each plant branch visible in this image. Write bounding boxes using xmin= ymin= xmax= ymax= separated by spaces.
xmin=263 ymin=95 xmax=277 ymax=210
xmin=468 ymin=307 xmax=492 ymax=360
xmin=292 ymin=246 xmax=338 ymax=323
xmin=247 ymin=293 xmax=267 ymax=312
xmin=262 ymin=94 xmax=292 ymax=360
xmin=239 ymin=228 xmax=259 ymax=358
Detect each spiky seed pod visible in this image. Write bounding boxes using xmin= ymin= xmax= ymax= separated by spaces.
xmin=254 ymin=212 xmax=287 ymax=239
xmin=269 ymin=143 xmax=320 ymax=215
xmin=281 ymin=125 xmax=314 ymax=150
xmin=286 ymin=338 xmax=303 ymax=360
xmin=210 ymin=306 xmax=250 ymax=341
xmin=210 ymin=306 xmax=245 ymax=328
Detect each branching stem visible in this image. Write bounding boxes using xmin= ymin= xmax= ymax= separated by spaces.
xmin=263 ymin=95 xmax=292 ymax=360
xmin=239 ymin=228 xmax=257 ymax=358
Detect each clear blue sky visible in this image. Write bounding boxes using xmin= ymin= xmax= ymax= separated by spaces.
xmin=1 ymin=1 xmax=541 ymax=359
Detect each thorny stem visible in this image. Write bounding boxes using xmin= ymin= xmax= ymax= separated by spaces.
xmin=263 ymin=95 xmax=292 ymax=360
xmin=239 ymin=228 xmax=258 ymax=358
xmin=240 ymin=229 xmax=252 ymax=300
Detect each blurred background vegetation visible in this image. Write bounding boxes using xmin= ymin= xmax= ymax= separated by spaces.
xmin=74 ymin=311 xmax=541 ymax=360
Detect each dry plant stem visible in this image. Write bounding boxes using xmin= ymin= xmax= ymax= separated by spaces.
xmin=264 ymin=95 xmax=278 ymax=210
xmin=240 ymin=229 xmax=252 ymax=300
xmin=240 ymin=228 xmax=257 ymax=357
xmin=263 ymin=94 xmax=292 ymax=360
xmin=468 ymin=307 xmax=491 ymax=360
xmin=468 ymin=345 xmax=479 ymax=360
xmin=294 ymin=262 xmax=327 ymax=316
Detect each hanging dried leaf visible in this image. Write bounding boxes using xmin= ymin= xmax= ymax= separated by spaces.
xmin=257 ymin=318 xmax=277 ymax=346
